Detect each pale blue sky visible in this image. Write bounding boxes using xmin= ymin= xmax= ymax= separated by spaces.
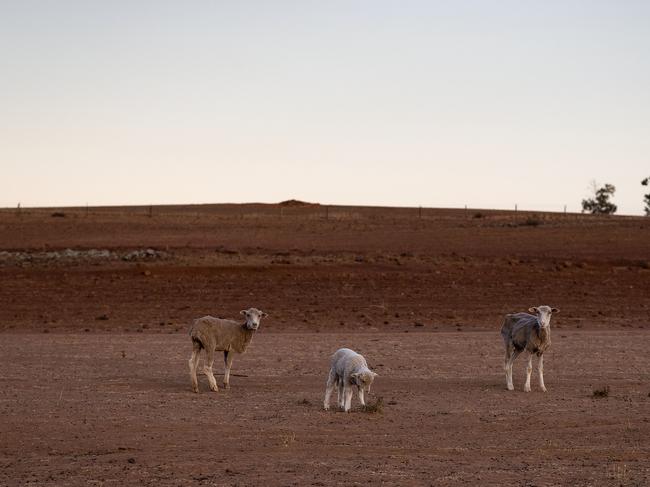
xmin=1 ymin=1 xmax=649 ymax=213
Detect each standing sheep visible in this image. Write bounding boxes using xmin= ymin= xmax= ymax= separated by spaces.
xmin=324 ymin=348 xmax=378 ymax=412
xmin=501 ymin=305 xmax=559 ymax=392
xmin=188 ymin=307 xmax=267 ymax=393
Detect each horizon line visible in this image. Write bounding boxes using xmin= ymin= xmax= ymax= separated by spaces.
xmin=0 ymin=201 xmax=646 ymax=218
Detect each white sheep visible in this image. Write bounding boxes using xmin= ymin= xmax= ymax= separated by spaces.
xmin=500 ymin=305 xmax=559 ymax=392
xmin=324 ymin=348 xmax=378 ymax=412
xmin=188 ymin=307 xmax=267 ymax=393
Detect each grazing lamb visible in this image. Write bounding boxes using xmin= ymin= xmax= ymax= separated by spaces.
xmin=188 ymin=307 xmax=267 ymax=393
xmin=324 ymin=348 xmax=378 ymax=412
xmin=501 ymin=306 xmax=559 ymax=392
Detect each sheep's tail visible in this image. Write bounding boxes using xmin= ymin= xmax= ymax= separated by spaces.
xmin=188 ymin=320 xmax=205 ymax=349
xmin=500 ymin=315 xmax=513 ymax=341
xmin=191 ymin=336 xmax=203 ymax=349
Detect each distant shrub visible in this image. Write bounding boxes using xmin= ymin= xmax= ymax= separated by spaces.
xmin=519 ymin=215 xmax=542 ymax=227
xmin=51 ymin=212 xmax=66 ymax=218
xmin=473 ymin=212 xmax=484 ymax=219
xmin=592 ymin=386 xmax=610 ymax=398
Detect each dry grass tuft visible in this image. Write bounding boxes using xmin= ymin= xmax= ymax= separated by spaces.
xmin=362 ymin=397 xmax=384 ymax=414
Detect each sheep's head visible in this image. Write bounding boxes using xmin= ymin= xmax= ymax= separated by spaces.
xmin=351 ymin=370 xmax=378 ymax=393
xmin=528 ymin=305 xmax=559 ymax=328
xmin=240 ymin=307 xmax=268 ymax=330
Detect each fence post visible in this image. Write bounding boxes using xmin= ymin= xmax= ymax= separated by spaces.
xmin=149 ymin=205 xmax=153 ymax=218
xmin=514 ymin=204 xmax=517 ymax=222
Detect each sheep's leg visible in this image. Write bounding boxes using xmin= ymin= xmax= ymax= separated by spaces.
xmin=203 ymin=348 xmax=219 ymax=392
xmin=538 ymin=354 xmax=547 ymax=392
xmin=505 ymin=346 xmax=518 ymax=391
xmin=324 ymin=370 xmax=336 ymax=410
xmin=343 ymin=385 xmax=353 ymax=412
xmin=504 ymin=347 xmax=513 ymax=390
xmin=358 ymin=386 xmax=366 ymax=407
xmin=189 ymin=342 xmax=202 ymax=393
xmin=223 ymin=351 xmax=234 ymax=389
xmin=524 ymin=353 xmax=532 ymax=392
xmin=337 ymin=379 xmax=345 ymax=410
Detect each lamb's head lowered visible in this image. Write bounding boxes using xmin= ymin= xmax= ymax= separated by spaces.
xmin=351 ymin=370 xmax=378 ymax=394
xmin=528 ymin=305 xmax=559 ymax=328
xmin=240 ymin=308 xmax=268 ymax=330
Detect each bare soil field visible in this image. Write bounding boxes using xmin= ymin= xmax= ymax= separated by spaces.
xmin=1 ymin=204 xmax=649 ymax=486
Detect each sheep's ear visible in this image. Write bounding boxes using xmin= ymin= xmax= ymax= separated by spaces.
xmin=371 ymin=371 xmax=379 ymax=378
xmin=261 ymin=312 xmax=269 ymax=318
xmin=240 ymin=310 xmax=247 ymax=316
xmin=551 ymin=308 xmax=560 ymax=314
xmin=528 ymin=307 xmax=538 ymax=313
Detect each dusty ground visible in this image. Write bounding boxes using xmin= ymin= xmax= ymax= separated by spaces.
xmin=0 ymin=204 xmax=649 ymax=486
xmin=1 ymin=332 xmax=648 ymax=487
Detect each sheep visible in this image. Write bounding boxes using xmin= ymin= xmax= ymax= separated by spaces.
xmin=501 ymin=305 xmax=559 ymax=392
xmin=324 ymin=348 xmax=378 ymax=412
xmin=188 ymin=307 xmax=267 ymax=393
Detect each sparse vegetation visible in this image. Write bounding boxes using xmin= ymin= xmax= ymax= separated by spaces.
xmin=362 ymin=396 xmax=384 ymax=414
xmin=279 ymin=431 xmax=296 ymax=447
xmin=519 ymin=215 xmax=542 ymax=227
xmin=612 ymin=259 xmax=650 ymax=270
xmin=2 ymin=201 xmax=648 ymax=485
xmin=592 ymin=386 xmax=610 ymax=398
xmin=582 ymin=182 xmax=617 ymax=215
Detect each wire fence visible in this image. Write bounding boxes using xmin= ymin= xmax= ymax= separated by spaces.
xmin=1 ymin=202 xmax=646 ymax=224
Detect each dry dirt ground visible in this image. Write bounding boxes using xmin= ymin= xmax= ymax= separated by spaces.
xmin=0 ymin=204 xmax=649 ymax=486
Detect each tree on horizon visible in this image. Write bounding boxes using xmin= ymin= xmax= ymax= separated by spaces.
xmin=581 ymin=182 xmax=617 ymax=215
